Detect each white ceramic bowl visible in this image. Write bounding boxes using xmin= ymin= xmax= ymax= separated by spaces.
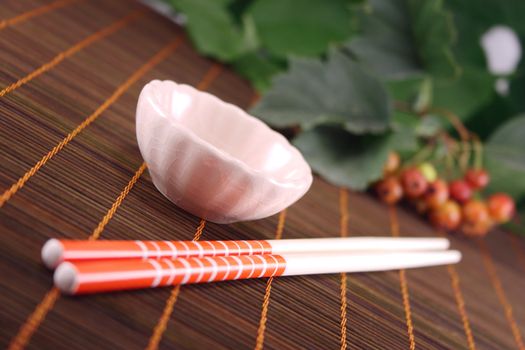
xmin=136 ymin=80 xmax=312 ymax=224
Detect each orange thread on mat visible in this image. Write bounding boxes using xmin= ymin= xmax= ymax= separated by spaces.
xmin=196 ymin=63 xmax=223 ymax=90
xmin=447 ymin=265 xmax=476 ymax=350
xmin=0 ymin=0 xmax=78 ymax=30
xmin=479 ymin=240 xmax=525 ymax=350
xmin=0 ymin=38 xmax=183 ymax=208
xmin=0 ymin=9 xmax=144 ymax=98
xmin=145 ymin=285 xmax=181 ymax=350
xmin=193 ymin=219 xmax=207 ymax=242
xmin=436 ymin=230 xmax=476 ymax=350
xmin=7 ymin=39 xmax=181 ymax=348
xmin=7 ymin=288 xmax=60 ymax=350
xmin=145 ymin=217 xmax=208 ymax=350
xmin=8 ymin=162 xmax=149 ymax=348
xmin=339 ymin=188 xmax=349 ymax=350
xmin=145 ymin=220 xmax=207 ymax=350
xmin=145 ymin=63 xmax=223 ymax=350
xmin=89 ymin=163 xmax=147 ymax=240
xmin=254 ymin=209 xmax=286 ymax=350
xmin=389 ymin=206 xmax=416 ymax=350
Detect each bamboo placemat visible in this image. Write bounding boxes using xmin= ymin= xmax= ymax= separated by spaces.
xmin=1 ymin=1 xmax=524 ymax=349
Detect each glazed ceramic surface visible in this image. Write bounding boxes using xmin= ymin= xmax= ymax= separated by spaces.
xmin=136 ymin=80 xmax=312 ymax=223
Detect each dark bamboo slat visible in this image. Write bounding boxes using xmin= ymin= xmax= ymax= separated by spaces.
xmin=1 ymin=1 xmax=524 ymax=349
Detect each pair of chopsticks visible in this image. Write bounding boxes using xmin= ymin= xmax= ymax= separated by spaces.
xmin=42 ymin=237 xmax=461 ymax=295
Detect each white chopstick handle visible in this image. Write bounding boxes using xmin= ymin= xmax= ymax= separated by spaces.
xmin=282 ymin=251 xmax=461 ymax=276
xmin=270 ymin=237 xmax=450 ymax=254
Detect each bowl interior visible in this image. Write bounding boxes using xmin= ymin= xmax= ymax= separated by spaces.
xmin=149 ymin=81 xmax=308 ymax=182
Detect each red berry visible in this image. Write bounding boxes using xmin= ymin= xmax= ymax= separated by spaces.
xmin=429 ymin=200 xmax=462 ymax=230
xmin=384 ymin=152 xmax=400 ymax=175
xmin=487 ymin=193 xmax=515 ymax=223
xmin=376 ymin=177 xmax=403 ymax=204
xmin=465 ymin=168 xmax=490 ymax=190
xmin=449 ymin=180 xmax=472 ymax=203
xmin=401 ymin=168 xmax=428 ymax=198
xmin=425 ymin=179 xmax=449 ymax=209
xmin=462 ymin=200 xmax=490 ymax=224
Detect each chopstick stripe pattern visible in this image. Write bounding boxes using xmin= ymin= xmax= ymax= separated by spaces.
xmin=446 ymin=265 xmax=476 ymax=350
xmin=0 ymin=0 xmax=78 ymax=30
xmin=7 ymin=288 xmax=60 ymax=350
xmin=63 ymin=255 xmax=288 ymax=294
xmin=146 ymin=285 xmax=181 ymax=350
xmin=45 ymin=239 xmax=274 ymax=266
xmin=389 ymin=206 xmax=416 ymax=350
xmin=339 ymin=189 xmax=349 ymax=350
xmin=145 ymin=219 xmax=207 ymax=350
xmin=0 ymin=9 xmax=144 ymax=98
xmin=146 ymin=63 xmax=223 ymax=350
xmin=254 ymin=209 xmax=287 ymax=350
xmin=7 ymin=39 xmax=181 ymax=349
xmin=0 ymin=36 xmax=183 ymax=208
xmin=479 ymin=240 xmax=525 ymax=350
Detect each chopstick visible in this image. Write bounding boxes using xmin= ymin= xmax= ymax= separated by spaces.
xmin=54 ymin=250 xmax=462 ymax=295
xmin=42 ymin=237 xmax=451 ymax=268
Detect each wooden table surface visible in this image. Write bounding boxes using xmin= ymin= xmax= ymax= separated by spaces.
xmin=1 ymin=1 xmax=524 ymax=349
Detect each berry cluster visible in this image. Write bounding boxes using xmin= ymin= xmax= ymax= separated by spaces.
xmin=374 ymin=152 xmax=515 ymax=237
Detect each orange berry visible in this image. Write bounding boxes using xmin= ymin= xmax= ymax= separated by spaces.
xmin=462 ymin=200 xmax=490 ymax=224
xmin=425 ymin=179 xmax=449 ymax=209
xmin=376 ymin=177 xmax=403 ymax=204
xmin=487 ymin=193 xmax=515 ymax=223
xmin=429 ymin=200 xmax=462 ymax=231
xmin=461 ymin=217 xmax=493 ymax=237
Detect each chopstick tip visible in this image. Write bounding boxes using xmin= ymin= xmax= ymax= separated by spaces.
xmin=54 ymin=262 xmax=77 ymax=295
xmin=41 ymin=238 xmax=63 ymax=269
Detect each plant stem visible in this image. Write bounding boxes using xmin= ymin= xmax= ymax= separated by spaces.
xmin=427 ymin=107 xmax=470 ymax=142
xmin=406 ymin=141 xmax=435 ymax=166
xmin=459 ymin=140 xmax=471 ymax=172
xmin=470 ymin=133 xmax=484 ymax=169
xmin=395 ymin=102 xmax=485 ymax=174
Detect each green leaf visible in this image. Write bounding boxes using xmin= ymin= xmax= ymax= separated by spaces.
xmin=248 ymin=0 xmax=354 ymax=57
xmin=464 ymin=94 xmax=514 ymax=140
xmin=386 ymin=76 xmax=425 ymax=101
xmin=416 ymin=114 xmax=442 ymax=137
xmin=445 ymin=0 xmax=525 ymax=38
xmin=433 ymin=66 xmax=495 ymax=120
xmin=232 ymin=51 xmax=286 ymax=92
xmin=251 ymin=50 xmax=391 ymax=133
xmin=390 ymin=112 xmax=419 ymax=152
xmin=168 ymin=0 xmax=246 ymax=60
xmin=465 ymin=59 xmax=525 ymax=140
xmin=485 ymin=115 xmax=525 ymax=201
xmin=293 ymin=125 xmax=391 ymax=190
xmin=346 ymin=0 xmax=460 ymax=80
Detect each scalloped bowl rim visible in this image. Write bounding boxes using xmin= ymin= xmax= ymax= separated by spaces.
xmin=141 ymin=80 xmax=313 ymax=191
